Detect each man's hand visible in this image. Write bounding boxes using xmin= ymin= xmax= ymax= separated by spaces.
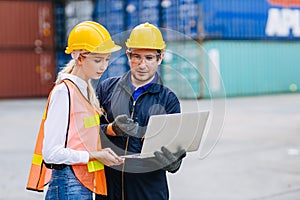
xmin=112 ymin=114 xmax=139 ymax=137
xmin=154 ymin=146 xmax=186 ymax=173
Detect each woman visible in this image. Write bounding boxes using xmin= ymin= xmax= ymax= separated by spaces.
xmin=26 ymin=21 xmax=124 ymax=200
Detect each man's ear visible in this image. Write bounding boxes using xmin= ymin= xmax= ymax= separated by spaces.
xmin=125 ymin=50 xmax=131 ymax=59
xmin=158 ymin=53 xmax=164 ymax=65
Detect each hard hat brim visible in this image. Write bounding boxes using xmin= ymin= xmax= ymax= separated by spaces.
xmin=65 ymin=43 xmax=122 ymax=54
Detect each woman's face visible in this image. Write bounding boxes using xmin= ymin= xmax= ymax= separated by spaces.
xmin=78 ymin=53 xmax=111 ymax=81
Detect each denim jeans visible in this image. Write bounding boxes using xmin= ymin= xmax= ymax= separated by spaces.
xmin=45 ymin=166 xmax=92 ymax=200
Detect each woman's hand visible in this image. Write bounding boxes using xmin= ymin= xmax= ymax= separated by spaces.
xmin=89 ymin=148 xmax=124 ymax=166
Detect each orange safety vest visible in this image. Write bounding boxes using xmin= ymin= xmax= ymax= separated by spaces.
xmin=26 ymin=79 xmax=107 ymax=195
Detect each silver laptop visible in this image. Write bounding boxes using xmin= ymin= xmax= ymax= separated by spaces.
xmin=122 ymin=111 xmax=210 ymax=158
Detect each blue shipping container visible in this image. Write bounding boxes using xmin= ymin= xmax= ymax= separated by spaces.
xmin=161 ymin=0 xmax=200 ymax=40
xmin=140 ymin=0 xmax=160 ymax=27
xmin=99 ymin=53 xmax=129 ymax=82
xmin=125 ymin=0 xmax=160 ymax=30
xmin=125 ymin=0 xmax=140 ymax=29
xmin=56 ymin=51 xmax=71 ymax=74
xmin=54 ymin=2 xmax=66 ymax=49
xmin=200 ymin=0 xmax=300 ymax=40
xmin=94 ymin=0 xmax=124 ymax=35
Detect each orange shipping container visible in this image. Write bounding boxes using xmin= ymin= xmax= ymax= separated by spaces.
xmin=0 ymin=0 xmax=56 ymax=98
xmin=0 ymin=50 xmax=55 ymax=98
xmin=0 ymin=0 xmax=54 ymax=49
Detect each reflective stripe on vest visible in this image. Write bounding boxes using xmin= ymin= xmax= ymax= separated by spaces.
xmin=32 ymin=154 xmax=43 ymax=166
xmin=26 ymin=79 xmax=107 ymax=195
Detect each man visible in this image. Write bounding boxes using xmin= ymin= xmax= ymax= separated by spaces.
xmin=96 ymin=22 xmax=186 ymax=200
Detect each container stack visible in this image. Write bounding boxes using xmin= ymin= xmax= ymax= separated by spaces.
xmin=54 ymin=0 xmax=70 ymax=74
xmin=92 ymin=0 xmax=203 ymax=98
xmin=161 ymin=0 xmax=200 ymax=41
xmin=94 ymin=0 xmax=129 ymax=80
xmin=55 ymin=0 xmax=95 ymax=73
xmin=94 ymin=0 xmax=164 ymax=80
xmin=64 ymin=0 xmax=94 ymax=38
xmin=160 ymin=0 xmax=203 ymax=99
xmin=0 ymin=1 xmax=56 ymax=98
xmin=6 ymin=0 xmax=298 ymax=98
xmin=199 ymin=0 xmax=300 ymax=97
xmin=124 ymin=0 xmax=161 ymax=30
xmin=93 ymin=0 xmax=124 ymax=36
xmin=93 ymin=0 xmax=162 ymax=82
xmin=161 ymin=41 xmax=203 ymax=99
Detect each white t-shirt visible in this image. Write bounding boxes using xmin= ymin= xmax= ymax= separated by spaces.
xmin=42 ymin=74 xmax=90 ymax=165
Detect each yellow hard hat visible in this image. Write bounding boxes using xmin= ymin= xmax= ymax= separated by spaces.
xmin=65 ymin=21 xmax=121 ymax=54
xmin=126 ymin=22 xmax=166 ymax=50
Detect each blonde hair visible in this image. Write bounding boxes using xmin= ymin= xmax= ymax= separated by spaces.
xmin=56 ymin=59 xmax=101 ymax=112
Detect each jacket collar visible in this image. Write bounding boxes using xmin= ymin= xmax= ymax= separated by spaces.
xmin=118 ymin=71 xmax=163 ymax=94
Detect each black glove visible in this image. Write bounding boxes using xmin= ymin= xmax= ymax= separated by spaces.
xmin=112 ymin=114 xmax=139 ymax=137
xmin=154 ymin=146 xmax=186 ymax=173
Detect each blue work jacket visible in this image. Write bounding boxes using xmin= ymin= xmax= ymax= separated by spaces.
xmin=95 ymin=72 xmax=181 ymax=200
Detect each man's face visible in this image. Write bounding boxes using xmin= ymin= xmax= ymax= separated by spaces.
xmin=127 ymin=49 xmax=163 ymax=87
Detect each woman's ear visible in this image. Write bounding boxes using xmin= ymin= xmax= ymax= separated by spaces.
xmin=76 ymin=54 xmax=84 ymax=65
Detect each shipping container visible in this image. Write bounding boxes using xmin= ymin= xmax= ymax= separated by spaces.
xmin=55 ymin=0 xmax=89 ymax=78
xmin=99 ymin=53 xmax=130 ymax=82
xmin=0 ymin=0 xmax=56 ymax=98
xmin=139 ymin=0 xmax=160 ymax=27
xmin=202 ymin=40 xmax=300 ymax=97
xmin=56 ymin=50 xmax=71 ymax=74
xmin=54 ymin=1 xmax=66 ymax=50
xmin=200 ymin=0 xmax=300 ymax=40
xmin=93 ymin=0 xmax=125 ymax=36
xmin=0 ymin=1 xmax=55 ymax=49
xmin=161 ymin=0 xmax=201 ymax=41
xmin=0 ymin=50 xmax=56 ymax=98
xmin=124 ymin=0 xmax=140 ymax=29
xmin=125 ymin=0 xmax=160 ymax=30
xmin=161 ymin=40 xmax=203 ymax=99
xmin=64 ymin=0 xmax=94 ymax=41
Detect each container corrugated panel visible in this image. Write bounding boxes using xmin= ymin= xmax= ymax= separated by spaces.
xmin=56 ymin=50 xmax=71 ymax=74
xmin=202 ymin=40 xmax=300 ymax=97
xmin=200 ymin=0 xmax=300 ymax=40
xmin=0 ymin=1 xmax=55 ymax=49
xmin=161 ymin=0 xmax=178 ymax=41
xmin=161 ymin=40 xmax=202 ymax=99
xmin=125 ymin=0 xmax=140 ymax=29
xmin=125 ymin=0 xmax=160 ymax=30
xmin=178 ymin=0 xmax=200 ymax=39
xmin=106 ymin=54 xmax=129 ymax=77
xmin=140 ymin=0 xmax=160 ymax=27
xmin=99 ymin=54 xmax=129 ymax=82
xmin=64 ymin=0 xmax=94 ymax=41
xmin=161 ymin=0 xmax=200 ymax=41
xmin=0 ymin=50 xmax=56 ymax=98
xmin=94 ymin=0 xmax=124 ymax=36
xmin=54 ymin=1 xmax=66 ymax=50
